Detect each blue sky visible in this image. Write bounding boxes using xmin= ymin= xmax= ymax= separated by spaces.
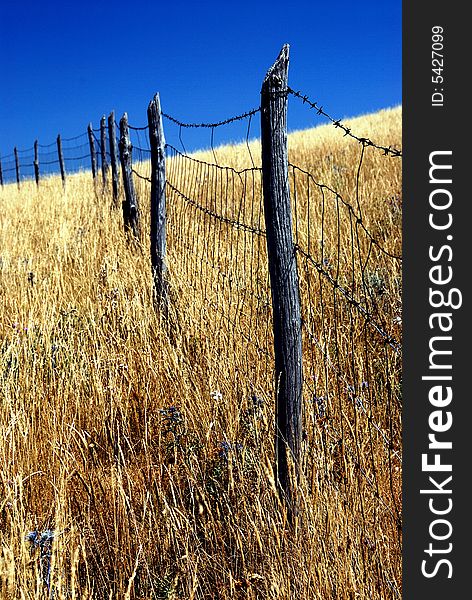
xmin=0 ymin=0 xmax=401 ymax=161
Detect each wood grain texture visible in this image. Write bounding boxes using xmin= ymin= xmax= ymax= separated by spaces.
xmin=261 ymin=44 xmax=303 ymax=516
xmin=147 ymin=93 xmax=168 ymax=311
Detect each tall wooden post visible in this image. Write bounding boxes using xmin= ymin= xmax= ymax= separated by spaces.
xmin=148 ymin=93 xmax=168 ymax=310
xmin=118 ymin=113 xmax=140 ymax=239
xmin=100 ymin=115 xmax=108 ymax=186
xmin=57 ymin=135 xmax=66 ymax=186
xmin=14 ymin=147 xmax=20 ymax=189
xmin=108 ymin=111 xmax=119 ymax=204
xmin=0 ymin=157 xmax=3 ymax=188
xmin=87 ymin=123 xmax=97 ymax=180
xmin=261 ymin=44 xmax=303 ymax=518
xmin=34 ymin=140 xmax=40 ymax=186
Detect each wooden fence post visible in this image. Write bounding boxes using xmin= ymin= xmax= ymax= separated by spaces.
xmin=87 ymin=123 xmax=97 ymax=180
xmin=261 ymin=44 xmax=303 ymax=518
xmin=34 ymin=140 xmax=39 ymax=186
xmin=118 ymin=113 xmax=140 ymax=239
xmin=100 ymin=115 xmax=108 ymax=186
xmin=108 ymin=111 xmax=119 ymax=204
xmin=57 ymin=135 xmax=66 ymax=186
xmin=148 ymin=93 xmax=168 ymax=310
xmin=0 ymin=158 xmax=3 ymax=188
xmin=14 ymin=147 xmax=20 ymax=189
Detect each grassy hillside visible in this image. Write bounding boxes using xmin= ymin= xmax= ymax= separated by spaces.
xmin=0 ymin=107 xmax=401 ymax=599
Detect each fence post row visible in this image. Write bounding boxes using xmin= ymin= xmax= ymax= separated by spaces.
xmin=260 ymin=44 xmax=303 ymax=518
xmin=108 ymin=111 xmax=119 ymax=204
xmin=34 ymin=140 xmax=39 ymax=186
xmin=14 ymin=147 xmax=20 ymax=189
xmin=118 ymin=113 xmax=140 ymax=239
xmin=100 ymin=115 xmax=108 ymax=186
xmin=147 ymin=93 xmax=168 ymax=311
xmin=57 ymin=135 xmax=66 ymax=186
xmin=87 ymin=123 xmax=97 ymax=180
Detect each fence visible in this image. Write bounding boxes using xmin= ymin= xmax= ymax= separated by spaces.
xmin=0 ymin=120 xmax=112 ymax=190
xmin=1 ymin=44 xmax=402 ymax=594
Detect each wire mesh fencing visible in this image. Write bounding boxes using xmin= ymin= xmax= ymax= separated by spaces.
xmin=0 ymin=57 xmax=402 ymax=595
xmin=0 ymin=132 xmax=96 ymax=185
xmin=119 ymin=109 xmax=274 ymax=405
xmin=61 ymin=132 xmax=91 ymax=174
xmin=0 ymin=120 xmax=119 ymax=187
xmin=287 ymin=91 xmax=402 ymax=587
xmin=165 ymin=135 xmax=273 ymax=400
xmin=146 ymin=85 xmax=402 ymax=592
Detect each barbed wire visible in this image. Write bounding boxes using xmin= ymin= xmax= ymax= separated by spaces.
xmin=166 ymin=180 xmax=266 ymax=236
xmin=287 ymin=87 xmax=402 ymax=157
xmin=0 ymin=92 xmax=402 ymax=579
xmin=164 ymin=141 xmax=273 ymax=417
xmin=131 ymin=168 xmax=151 ymax=182
xmin=162 ymin=107 xmax=261 ymax=129
xmin=296 ymin=245 xmax=400 ymax=352
xmin=163 ymin=135 xmax=401 ymax=545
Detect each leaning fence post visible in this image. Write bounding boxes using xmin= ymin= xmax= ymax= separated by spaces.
xmin=87 ymin=123 xmax=97 ymax=180
xmin=14 ymin=147 xmax=20 ymax=189
xmin=261 ymin=44 xmax=303 ymax=518
xmin=118 ymin=113 xmax=140 ymax=239
xmin=100 ymin=115 xmax=108 ymax=187
xmin=57 ymin=135 xmax=66 ymax=186
xmin=147 ymin=93 xmax=168 ymax=311
xmin=34 ymin=140 xmax=39 ymax=186
xmin=108 ymin=111 xmax=119 ymax=204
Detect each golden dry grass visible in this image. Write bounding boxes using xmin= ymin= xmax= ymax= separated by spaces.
xmin=0 ymin=106 xmax=401 ymax=599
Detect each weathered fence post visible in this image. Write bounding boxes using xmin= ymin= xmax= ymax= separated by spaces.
xmin=147 ymin=93 xmax=168 ymax=311
xmin=57 ymin=135 xmax=66 ymax=186
xmin=118 ymin=113 xmax=140 ymax=239
xmin=14 ymin=147 xmax=20 ymax=189
xmin=87 ymin=123 xmax=97 ymax=180
xmin=0 ymin=157 xmax=3 ymax=188
xmin=108 ymin=111 xmax=119 ymax=204
xmin=100 ymin=115 xmax=108 ymax=186
xmin=261 ymin=44 xmax=303 ymax=518
xmin=34 ymin=140 xmax=39 ymax=186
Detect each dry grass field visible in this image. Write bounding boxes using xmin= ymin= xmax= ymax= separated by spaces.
xmin=0 ymin=106 xmax=401 ymax=599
